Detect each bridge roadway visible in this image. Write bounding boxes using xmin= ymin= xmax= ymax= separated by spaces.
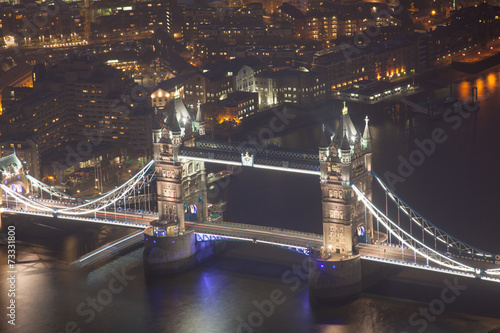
xmin=1 ymin=198 xmax=323 ymax=249
xmin=185 ymin=221 xmax=323 ymax=249
xmin=1 ymin=198 xmax=156 ymax=229
xmin=4 ymin=198 xmax=500 ymax=281
xmin=358 ymin=243 xmax=500 ymax=281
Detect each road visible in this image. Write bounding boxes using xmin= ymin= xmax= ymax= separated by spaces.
xmin=185 ymin=220 xmax=323 ymax=249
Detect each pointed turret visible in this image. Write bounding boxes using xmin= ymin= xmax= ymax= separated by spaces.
xmin=341 ymin=132 xmax=350 ymax=152
xmin=362 ymin=115 xmax=372 ymax=151
xmin=184 ymin=117 xmax=193 ymax=138
xmin=319 ymin=124 xmax=329 ymax=149
xmin=340 ymin=132 xmax=351 ymax=186
xmin=166 ymin=96 xmax=182 ymax=134
xmin=342 ymin=100 xmax=348 ymax=115
xmin=152 ymin=108 xmax=162 ymax=144
xmin=319 ymin=124 xmax=329 ymax=182
xmin=333 ymin=101 xmax=359 ymax=149
xmin=362 ymin=115 xmax=373 ymax=172
xmin=195 ymin=101 xmax=204 ymax=123
xmin=170 ymin=112 xmax=181 ymax=136
xmin=194 ymin=101 xmax=205 ymax=136
xmin=152 ymin=112 xmax=162 ymax=131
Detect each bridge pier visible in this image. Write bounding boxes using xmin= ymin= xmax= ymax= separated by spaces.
xmin=143 ymin=222 xmax=225 ymax=275
xmin=309 ymin=255 xmax=362 ymax=303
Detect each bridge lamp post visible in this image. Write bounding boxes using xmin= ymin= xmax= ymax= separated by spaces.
xmin=147 ymin=184 xmax=151 ymax=212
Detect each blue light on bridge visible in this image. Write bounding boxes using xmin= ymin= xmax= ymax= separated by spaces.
xmin=153 ymin=240 xmax=156 ymax=244
xmin=357 ymin=225 xmax=365 ymax=237
xmin=320 ymin=264 xmax=324 ymax=268
xmin=332 ymin=265 xmax=336 ymax=269
xmin=172 ymin=240 xmax=175 ymax=244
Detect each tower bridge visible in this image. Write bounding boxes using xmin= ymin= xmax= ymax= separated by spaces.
xmin=2 ymin=96 xmax=500 ymax=301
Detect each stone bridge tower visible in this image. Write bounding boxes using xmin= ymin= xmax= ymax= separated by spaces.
xmin=152 ymin=93 xmax=208 ymax=234
xmin=145 ymin=93 xmax=212 ymax=274
xmin=319 ymin=102 xmax=373 ymax=257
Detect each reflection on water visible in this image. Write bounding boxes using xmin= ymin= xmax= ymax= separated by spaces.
xmin=2 ymin=242 xmax=500 ymax=333
xmin=456 ymin=66 xmax=500 ymax=101
xmin=487 ymin=72 xmax=497 ymax=92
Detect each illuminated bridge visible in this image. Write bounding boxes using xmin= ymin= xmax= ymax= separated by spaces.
xmin=2 ymin=101 xmax=500 ymax=289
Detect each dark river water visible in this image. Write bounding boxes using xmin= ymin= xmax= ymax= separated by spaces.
xmin=2 ymin=65 xmax=500 ymax=333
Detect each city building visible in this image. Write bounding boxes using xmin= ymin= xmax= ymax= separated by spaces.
xmin=306 ymin=46 xmax=374 ymax=91
xmin=279 ymin=2 xmax=399 ymax=41
xmin=91 ymin=0 xmax=176 ymax=39
xmin=371 ymin=38 xmax=417 ymax=81
xmin=203 ymin=56 xmax=266 ymax=92
xmin=184 ymin=70 xmax=234 ymax=110
xmin=0 ymin=55 xmax=153 ymax=178
xmin=0 ymin=1 xmax=83 ymax=44
xmin=151 ymin=75 xmax=188 ymax=110
xmin=218 ymin=91 xmax=259 ymax=122
xmin=335 ymin=80 xmax=412 ymax=103
xmin=255 ymin=67 xmax=327 ymax=106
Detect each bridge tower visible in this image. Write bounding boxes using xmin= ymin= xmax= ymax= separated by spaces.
xmin=319 ymin=102 xmax=373 ymax=256
xmin=145 ymin=89 xmax=212 ymax=274
xmin=311 ymin=102 xmax=373 ymax=301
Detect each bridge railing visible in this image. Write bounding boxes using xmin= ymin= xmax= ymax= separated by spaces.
xmin=360 ymin=254 xmax=477 ymax=278
xmin=180 ymin=147 xmax=320 ymax=172
xmin=200 ymin=220 xmax=323 ymax=239
xmin=193 ymin=229 xmax=321 ymax=249
xmin=195 ymin=141 xmax=318 ymax=161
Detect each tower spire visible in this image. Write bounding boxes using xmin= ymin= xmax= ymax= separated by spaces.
xmin=342 ymin=101 xmax=348 ymax=115
xmin=319 ymin=124 xmax=329 ymax=148
xmin=195 ymin=101 xmax=204 ymax=122
xmin=194 ymin=100 xmax=205 ymax=136
xmin=174 ymin=85 xmax=180 ymax=99
xmin=362 ymin=115 xmax=372 ymax=150
xmin=319 ymin=124 xmax=330 ymax=182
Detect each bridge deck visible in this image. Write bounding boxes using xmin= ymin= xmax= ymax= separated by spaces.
xmin=179 ymin=141 xmax=320 ymax=175
xmin=186 ymin=221 xmax=323 ymax=249
xmin=5 ymin=198 xmax=500 ymax=281
xmin=358 ymin=243 xmax=500 ymax=279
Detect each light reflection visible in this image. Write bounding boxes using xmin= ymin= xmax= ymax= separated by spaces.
xmin=457 ymin=80 xmax=471 ymax=101
xmin=486 ymin=73 xmax=497 ymax=93
xmin=456 ymin=70 xmax=500 ymax=102
xmin=476 ymin=77 xmax=485 ymax=99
